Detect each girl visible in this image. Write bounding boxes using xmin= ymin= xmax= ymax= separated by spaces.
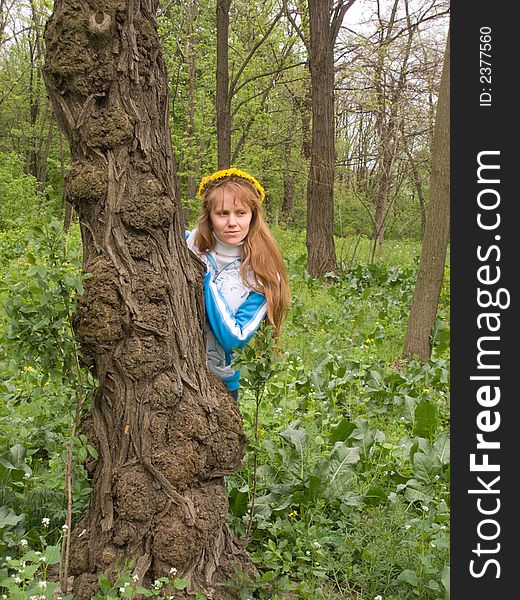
xmin=185 ymin=168 xmax=290 ymax=401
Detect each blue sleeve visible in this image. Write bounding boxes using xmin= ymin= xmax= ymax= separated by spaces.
xmin=185 ymin=230 xmax=191 ymax=240
xmin=204 ymin=271 xmax=267 ymax=353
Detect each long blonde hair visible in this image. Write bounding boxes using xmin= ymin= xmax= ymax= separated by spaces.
xmin=194 ymin=176 xmax=290 ymax=338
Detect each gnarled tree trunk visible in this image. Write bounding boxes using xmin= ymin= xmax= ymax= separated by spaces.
xmin=43 ymin=1 xmax=249 ymax=597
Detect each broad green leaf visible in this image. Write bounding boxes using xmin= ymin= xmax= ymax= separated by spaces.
xmin=433 ymin=430 xmax=450 ymax=465
xmin=279 ymin=420 xmax=307 ymax=451
xmin=404 ymin=486 xmax=432 ymax=504
xmin=9 ymin=443 xmax=26 ymax=465
xmin=441 ymin=565 xmax=450 ymax=598
xmin=328 ymin=418 xmax=356 ymax=443
xmin=363 ymin=485 xmax=388 ymax=506
xmin=413 ymin=450 xmax=441 ymax=484
xmin=329 ymin=442 xmax=360 ymax=483
xmin=174 ymin=578 xmax=189 ymax=590
xmin=398 ymin=569 xmax=419 ymax=586
xmin=414 ymin=399 xmax=438 ymax=439
xmin=350 ymin=419 xmax=375 ymax=457
xmin=45 ymin=544 xmax=62 ymax=565
xmin=229 ymin=485 xmax=249 ymax=517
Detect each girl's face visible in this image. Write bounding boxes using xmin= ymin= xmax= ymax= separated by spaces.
xmin=209 ymin=188 xmax=253 ymax=245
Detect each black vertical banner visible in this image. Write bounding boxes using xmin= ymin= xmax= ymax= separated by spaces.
xmin=451 ymin=4 xmax=517 ymax=599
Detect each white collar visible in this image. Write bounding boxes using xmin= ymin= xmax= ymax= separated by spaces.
xmin=212 ymin=232 xmax=243 ymax=258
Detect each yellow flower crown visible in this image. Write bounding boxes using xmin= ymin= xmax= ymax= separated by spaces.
xmin=197 ymin=168 xmax=265 ymax=204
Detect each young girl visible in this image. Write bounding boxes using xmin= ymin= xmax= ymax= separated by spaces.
xmin=185 ymin=168 xmax=290 ymax=401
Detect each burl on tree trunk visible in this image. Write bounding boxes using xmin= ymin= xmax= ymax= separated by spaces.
xmin=43 ymin=1 xmax=250 ymax=597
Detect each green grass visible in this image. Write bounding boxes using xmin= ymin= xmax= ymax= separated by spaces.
xmin=230 ymin=227 xmax=450 ymax=599
xmin=0 ymin=223 xmax=450 ymax=599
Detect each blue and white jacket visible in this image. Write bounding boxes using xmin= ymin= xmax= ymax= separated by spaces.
xmin=185 ymin=230 xmax=267 ymax=391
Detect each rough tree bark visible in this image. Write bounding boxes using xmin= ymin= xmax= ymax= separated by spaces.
xmin=43 ymin=1 xmax=250 ymax=597
xmin=402 ymin=25 xmax=450 ymax=362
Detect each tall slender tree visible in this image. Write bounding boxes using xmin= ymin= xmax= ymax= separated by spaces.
xmin=216 ymin=0 xmax=231 ymax=168
xmin=43 ymin=0 xmax=250 ymax=597
xmin=285 ymin=0 xmax=356 ymax=277
xmin=402 ymin=24 xmax=450 ymax=362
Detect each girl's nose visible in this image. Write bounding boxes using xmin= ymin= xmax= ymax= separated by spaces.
xmin=227 ymin=213 xmax=237 ymax=225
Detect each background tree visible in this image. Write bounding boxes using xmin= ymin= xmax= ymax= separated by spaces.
xmin=216 ymin=0 xmax=231 ymax=168
xmin=288 ymin=0 xmax=358 ymax=277
xmin=402 ymin=23 xmax=450 ymax=362
xmin=43 ymin=0 xmax=250 ymax=597
xmin=0 ymin=0 xmax=67 ymax=220
xmin=333 ymin=0 xmax=449 ymax=248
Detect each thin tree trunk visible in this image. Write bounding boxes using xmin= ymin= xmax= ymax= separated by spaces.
xmin=43 ymin=1 xmax=250 ymax=597
xmin=405 ymin=145 xmax=427 ymax=239
xmin=216 ymin=0 xmax=231 ymax=169
xmin=402 ymin=25 xmax=450 ymax=362
xmin=185 ymin=0 xmax=199 ymax=199
xmin=372 ymin=0 xmax=412 ymax=258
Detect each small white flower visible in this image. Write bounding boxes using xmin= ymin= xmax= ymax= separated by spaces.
xmin=169 ymin=567 xmax=177 ymax=575
xmin=153 ymin=579 xmax=162 ymax=589
xmin=24 ymin=472 xmax=31 ymax=479
xmin=305 ymin=550 xmax=311 ymax=555
xmin=20 ymin=539 xmax=28 ymax=547
xmin=430 ymin=542 xmax=436 ymax=547
xmin=5 ymin=556 xmax=11 ymax=561
xmin=313 ymin=541 xmax=321 ymax=549
xmin=119 ymin=587 xmax=126 ymax=593
xmin=374 ymin=595 xmax=383 ymax=600
xmin=41 ymin=517 xmax=50 ymax=527
xmin=39 ymin=555 xmax=47 ymax=563
xmin=38 ymin=580 xmax=47 ymax=590
xmin=14 ymin=576 xmax=22 ymax=583
xmin=34 ymin=551 xmax=41 ymax=556
xmin=421 ymin=505 xmax=429 ymax=512
xmin=62 ymin=524 xmax=69 ymax=531
xmin=132 ymin=573 xmax=139 ymax=582
xmin=405 ymin=524 xmax=411 ymax=529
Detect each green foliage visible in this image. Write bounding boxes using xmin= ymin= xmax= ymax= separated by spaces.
xmin=224 ymin=228 xmax=450 ymax=599
xmin=0 ymin=222 xmax=449 ymax=598
xmin=0 ymin=154 xmax=40 ymax=231
xmin=0 ymin=220 xmax=93 ymax=560
xmin=91 ymin=567 xmax=192 ymax=600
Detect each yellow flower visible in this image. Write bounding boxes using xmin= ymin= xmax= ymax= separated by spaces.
xmin=197 ymin=168 xmax=265 ymax=203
